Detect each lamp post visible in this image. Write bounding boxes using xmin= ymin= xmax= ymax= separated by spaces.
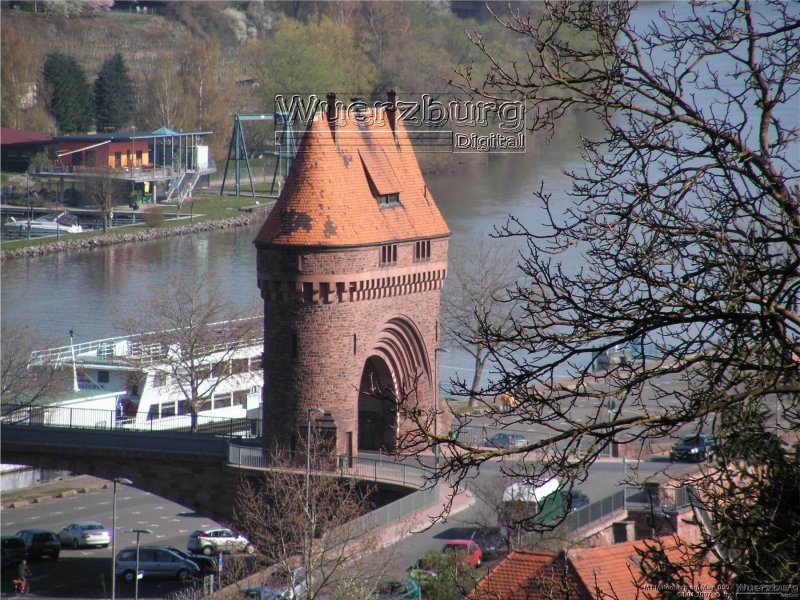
xmin=111 ymin=477 xmax=133 ymax=600
xmin=305 ymin=407 xmax=325 ymax=566
xmin=132 ymin=528 xmax=152 ymax=600
xmin=434 ymin=347 xmax=448 ymax=471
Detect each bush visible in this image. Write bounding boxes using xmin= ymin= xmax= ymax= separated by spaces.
xmin=142 ymin=209 xmax=165 ymax=228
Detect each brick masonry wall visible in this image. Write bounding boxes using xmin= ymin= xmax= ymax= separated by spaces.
xmin=257 ymin=237 xmax=448 ymax=455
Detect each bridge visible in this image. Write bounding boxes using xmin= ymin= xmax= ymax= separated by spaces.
xmin=1 ymin=405 xmax=434 ymax=523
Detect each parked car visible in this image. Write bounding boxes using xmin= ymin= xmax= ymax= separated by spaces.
xmin=58 ymin=522 xmax=111 ymax=548
xmin=1 ymin=536 xmax=27 ymax=570
xmin=187 ymin=528 xmax=254 ymax=556
xmin=115 ymin=546 xmax=201 ymax=583
xmin=15 ymin=529 xmax=60 ymax=560
xmin=485 ymin=433 xmax=527 ymax=449
xmin=370 ymin=578 xmax=421 ymax=599
xmin=566 ymin=490 xmax=591 ymax=512
xmin=242 ymin=567 xmax=307 ymax=599
xmin=442 ymin=539 xmax=483 ymax=568
xmin=469 ymin=527 xmax=508 ymax=561
xmin=670 ymin=434 xmax=717 ymax=462
xmin=165 ymin=546 xmax=216 ymax=575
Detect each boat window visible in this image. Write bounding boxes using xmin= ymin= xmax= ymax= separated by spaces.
xmin=160 ymin=402 xmax=176 ymax=418
xmin=177 ymin=400 xmax=192 ymax=415
xmin=147 ymin=404 xmax=159 ymax=420
xmin=234 ymin=390 xmax=248 ymax=407
xmin=199 ymin=398 xmax=212 ymax=412
xmin=97 ymin=370 xmax=110 ymax=384
xmin=152 ymin=370 xmax=167 ymax=387
xmin=213 ymin=393 xmax=232 ymax=409
xmin=231 ymin=358 xmax=248 ymax=374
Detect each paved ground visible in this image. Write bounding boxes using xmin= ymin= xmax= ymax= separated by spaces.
xmin=2 ymin=475 xmax=110 ymax=510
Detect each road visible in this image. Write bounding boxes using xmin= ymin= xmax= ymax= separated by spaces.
xmin=0 ymin=483 xmax=223 ymax=599
xmin=0 ymin=453 xmax=702 ymax=598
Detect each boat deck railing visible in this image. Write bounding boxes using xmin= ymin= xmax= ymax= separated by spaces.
xmin=30 ymin=317 xmax=263 ymax=366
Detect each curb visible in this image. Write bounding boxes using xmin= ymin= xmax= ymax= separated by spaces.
xmin=2 ymin=479 xmax=110 ymax=510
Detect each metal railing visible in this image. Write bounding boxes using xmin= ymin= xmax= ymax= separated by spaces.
xmin=449 ymin=425 xmax=614 ymax=457
xmin=227 ymin=444 xmax=433 ymax=490
xmin=1 ymin=404 xmax=256 ymax=439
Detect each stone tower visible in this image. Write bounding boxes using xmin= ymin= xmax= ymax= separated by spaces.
xmin=254 ymin=92 xmax=450 ymax=457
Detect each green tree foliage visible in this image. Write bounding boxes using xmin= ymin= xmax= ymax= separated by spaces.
xmin=42 ymin=53 xmax=94 ymax=134
xmin=253 ymin=16 xmax=378 ymax=95
xmin=94 ymin=52 xmax=134 ymax=132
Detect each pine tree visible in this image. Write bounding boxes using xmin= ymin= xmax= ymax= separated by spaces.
xmin=42 ymin=53 xmax=94 ymax=134
xmin=94 ymin=53 xmax=134 ymax=132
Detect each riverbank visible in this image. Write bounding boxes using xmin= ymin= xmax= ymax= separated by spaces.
xmin=0 ymin=200 xmax=271 ymax=260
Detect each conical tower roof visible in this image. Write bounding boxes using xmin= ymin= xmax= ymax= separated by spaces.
xmin=255 ymin=106 xmax=450 ymax=248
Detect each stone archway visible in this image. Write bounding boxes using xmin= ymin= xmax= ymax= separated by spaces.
xmin=357 ymin=355 xmax=395 ymax=452
xmin=357 ymin=316 xmax=433 ymax=453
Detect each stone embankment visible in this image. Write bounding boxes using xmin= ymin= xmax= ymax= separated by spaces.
xmin=1 ymin=213 xmax=262 ymax=260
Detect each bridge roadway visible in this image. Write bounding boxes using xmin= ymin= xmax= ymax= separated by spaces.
xmin=0 ymin=406 xmax=434 ymax=523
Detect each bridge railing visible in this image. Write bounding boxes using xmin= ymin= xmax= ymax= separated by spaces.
xmin=227 ymin=444 xmax=433 ymax=490
xmin=1 ymin=404 xmax=257 ymax=439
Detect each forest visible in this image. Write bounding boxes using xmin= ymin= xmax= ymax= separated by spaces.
xmin=1 ymin=0 xmax=537 ymax=164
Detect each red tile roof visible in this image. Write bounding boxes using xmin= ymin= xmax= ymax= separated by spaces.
xmin=466 ymin=550 xmax=572 ymax=600
xmin=254 ymin=108 xmax=450 ymax=248
xmin=1 ymin=128 xmax=53 ymax=145
xmin=568 ymin=538 xmax=717 ymax=599
xmin=467 ymin=538 xmax=717 ymax=600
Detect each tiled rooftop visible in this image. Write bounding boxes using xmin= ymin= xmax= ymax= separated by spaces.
xmin=254 ymin=105 xmax=450 ymax=248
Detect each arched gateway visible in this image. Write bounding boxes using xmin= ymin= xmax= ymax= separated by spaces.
xmin=254 ymin=92 xmax=450 ymax=458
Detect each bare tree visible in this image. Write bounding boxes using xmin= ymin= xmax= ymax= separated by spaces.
xmin=85 ymin=167 xmax=128 ymax=232
xmin=123 ymin=272 xmax=261 ymax=432
xmin=400 ymin=0 xmax=799 ymax=586
xmin=1 ymin=323 xmax=68 ymax=414
xmin=232 ymin=431 xmax=394 ymax=600
xmin=443 ymin=240 xmax=519 ymax=408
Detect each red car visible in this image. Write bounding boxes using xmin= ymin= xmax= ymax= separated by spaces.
xmin=442 ymin=540 xmax=482 ymax=568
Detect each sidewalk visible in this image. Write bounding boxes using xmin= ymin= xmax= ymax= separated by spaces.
xmin=1 ymin=474 xmax=110 ymax=509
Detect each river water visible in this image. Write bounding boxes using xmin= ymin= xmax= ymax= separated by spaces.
xmin=2 ymin=2 xmax=792 ymax=386
xmin=0 ymin=115 xmax=588 ymax=384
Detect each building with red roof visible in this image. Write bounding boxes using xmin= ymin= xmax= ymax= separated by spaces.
xmin=255 ymin=91 xmax=450 ymax=456
xmin=467 ymin=538 xmax=718 ymax=600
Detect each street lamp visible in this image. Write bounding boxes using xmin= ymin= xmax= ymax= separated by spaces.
xmin=305 ymin=407 xmax=325 ymax=564
xmin=132 ymin=528 xmax=152 ymax=600
xmin=434 ymin=347 xmax=448 ymax=471
xmin=111 ymin=477 xmax=133 ymax=600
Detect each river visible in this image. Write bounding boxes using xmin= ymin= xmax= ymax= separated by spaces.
xmin=2 ymin=1 xmax=793 ymax=386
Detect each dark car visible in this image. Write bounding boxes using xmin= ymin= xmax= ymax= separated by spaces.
xmin=1 ymin=536 xmax=27 ymax=570
xmin=670 ymin=434 xmax=717 ymax=462
xmin=165 ymin=546 xmax=216 ymax=575
xmin=485 ymin=433 xmax=527 ymax=449
xmin=566 ymin=490 xmax=591 ymax=512
xmin=15 ymin=529 xmax=60 ymax=561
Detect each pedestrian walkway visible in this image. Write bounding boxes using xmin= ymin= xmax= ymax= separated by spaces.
xmin=1 ymin=475 xmax=109 ymax=510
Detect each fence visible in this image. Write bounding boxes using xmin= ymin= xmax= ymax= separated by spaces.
xmin=1 ymin=404 xmax=256 ymax=439
xmin=227 ymin=444 xmax=433 ymax=490
xmin=450 ymin=425 xmax=614 ymax=457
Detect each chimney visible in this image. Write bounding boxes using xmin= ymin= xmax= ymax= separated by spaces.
xmin=326 ymin=92 xmax=337 ymax=143
xmin=387 ymin=89 xmax=397 ymax=137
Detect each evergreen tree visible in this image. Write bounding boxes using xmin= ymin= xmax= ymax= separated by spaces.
xmin=42 ymin=53 xmax=94 ymax=134
xmin=94 ymin=53 xmax=134 ymax=132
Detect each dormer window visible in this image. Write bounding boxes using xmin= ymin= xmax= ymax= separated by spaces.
xmin=378 ymin=193 xmax=400 ymax=206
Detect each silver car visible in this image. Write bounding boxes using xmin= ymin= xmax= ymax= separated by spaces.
xmin=187 ymin=528 xmax=254 ymax=556
xmin=115 ymin=546 xmax=200 ymax=583
xmin=58 ymin=522 xmax=111 ymax=549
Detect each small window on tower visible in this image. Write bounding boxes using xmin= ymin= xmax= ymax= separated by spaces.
xmin=380 ymin=244 xmax=397 ymax=266
xmin=414 ymin=240 xmax=431 ymax=262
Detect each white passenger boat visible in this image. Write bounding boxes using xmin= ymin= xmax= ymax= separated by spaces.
xmin=24 ymin=318 xmax=264 ymax=433
xmin=4 ymin=211 xmax=83 ymax=235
